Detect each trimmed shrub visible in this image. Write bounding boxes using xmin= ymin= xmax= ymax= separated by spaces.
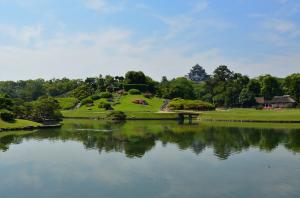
xmin=0 ymin=111 xmax=15 ymax=122
xmin=99 ymin=92 xmax=112 ymax=98
xmin=129 ymin=89 xmax=141 ymax=95
xmin=168 ymin=99 xmax=215 ymax=111
xmin=106 ymin=111 xmax=126 ymax=120
xmin=91 ymin=94 xmax=101 ymax=101
xmin=123 ymin=84 xmax=149 ymax=92
xmin=81 ymin=98 xmax=94 ymax=106
xmin=98 ymin=101 xmax=113 ymax=110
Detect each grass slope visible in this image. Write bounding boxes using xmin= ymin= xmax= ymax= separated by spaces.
xmin=201 ymin=108 xmax=300 ymax=121
xmin=0 ymin=119 xmax=41 ymax=129
xmin=114 ymin=95 xmax=164 ymax=112
xmin=56 ymin=97 xmax=78 ymax=110
xmin=62 ymin=94 xmax=170 ymax=119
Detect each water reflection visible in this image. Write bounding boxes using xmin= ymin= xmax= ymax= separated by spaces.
xmin=1 ymin=120 xmax=300 ymax=160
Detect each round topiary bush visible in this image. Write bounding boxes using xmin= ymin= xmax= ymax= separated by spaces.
xmin=128 ymin=89 xmax=141 ymax=95
xmin=0 ymin=111 xmax=15 ymax=122
xmin=81 ymin=98 xmax=94 ymax=106
xmin=106 ymin=111 xmax=126 ymax=120
xmin=91 ymin=94 xmax=101 ymax=101
xmin=98 ymin=101 xmax=113 ymax=110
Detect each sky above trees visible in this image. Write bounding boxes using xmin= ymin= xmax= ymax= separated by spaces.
xmin=0 ymin=0 xmax=299 ymax=80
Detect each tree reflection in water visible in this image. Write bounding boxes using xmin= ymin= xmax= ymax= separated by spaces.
xmin=1 ymin=120 xmax=300 ymax=160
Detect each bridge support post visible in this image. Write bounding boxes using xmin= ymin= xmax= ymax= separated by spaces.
xmin=189 ymin=115 xmax=193 ymax=124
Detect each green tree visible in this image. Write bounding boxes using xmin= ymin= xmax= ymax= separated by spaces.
xmin=259 ymin=75 xmax=282 ymax=100
xmin=125 ymin=71 xmax=146 ymax=84
xmin=0 ymin=95 xmax=13 ymax=110
xmin=284 ymin=73 xmax=300 ymax=103
xmin=164 ymin=77 xmax=195 ymax=99
xmin=239 ymin=88 xmax=256 ymax=107
xmin=31 ymin=97 xmax=62 ymax=122
xmin=213 ymin=65 xmax=234 ymax=81
xmin=247 ymin=79 xmax=261 ymax=96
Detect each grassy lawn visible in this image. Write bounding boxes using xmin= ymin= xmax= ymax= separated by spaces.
xmin=62 ymin=110 xmax=107 ymax=118
xmin=56 ymin=97 xmax=78 ymax=110
xmin=114 ymin=95 xmax=164 ymax=112
xmin=62 ymin=94 xmax=168 ymax=119
xmin=0 ymin=119 xmax=41 ymax=129
xmin=201 ymin=108 xmax=300 ymax=121
xmin=78 ymin=98 xmax=109 ymax=111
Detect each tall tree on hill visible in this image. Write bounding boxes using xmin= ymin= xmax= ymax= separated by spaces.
xmin=213 ymin=65 xmax=234 ymax=82
xmin=125 ymin=71 xmax=146 ymax=84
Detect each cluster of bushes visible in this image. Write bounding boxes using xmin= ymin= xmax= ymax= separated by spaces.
xmin=81 ymin=92 xmax=113 ymax=106
xmin=0 ymin=110 xmax=15 ymax=122
xmin=106 ymin=111 xmax=126 ymax=120
xmin=0 ymin=96 xmax=62 ymax=123
xmin=98 ymin=101 xmax=113 ymax=110
xmin=168 ymin=98 xmax=215 ymax=111
xmin=81 ymin=98 xmax=94 ymax=106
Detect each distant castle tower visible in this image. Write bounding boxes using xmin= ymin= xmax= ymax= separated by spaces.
xmin=186 ymin=64 xmax=208 ymax=83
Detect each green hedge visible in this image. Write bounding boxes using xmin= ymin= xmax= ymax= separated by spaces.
xmin=98 ymin=101 xmax=113 ymax=110
xmin=106 ymin=111 xmax=126 ymax=120
xmin=123 ymin=84 xmax=149 ymax=92
xmin=128 ymin=89 xmax=141 ymax=95
xmin=81 ymin=98 xmax=93 ymax=105
xmin=168 ymin=98 xmax=215 ymax=111
xmin=0 ymin=110 xmax=15 ymax=122
xmin=99 ymin=92 xmax=112 ymax=98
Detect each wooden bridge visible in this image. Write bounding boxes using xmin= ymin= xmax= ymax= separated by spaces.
xmin=178 ymin=112 xmax=200 ymax=124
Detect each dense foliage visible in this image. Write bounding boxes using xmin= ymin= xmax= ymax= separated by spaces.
xmin=0 ymin=94 xmax=62 ymax=123
xmin=168 ymin=98 xmax=215 ymax=111
xmin=0 ymin=111 xmax=15 ymax=122
xmin=106 ymin=111 xmax=127 ymax=120
xmin=1 ymin=66 xmax=300 ymax=116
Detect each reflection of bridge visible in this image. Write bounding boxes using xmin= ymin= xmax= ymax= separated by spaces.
xmin=178 ymin=112 xmax=200 ymax=124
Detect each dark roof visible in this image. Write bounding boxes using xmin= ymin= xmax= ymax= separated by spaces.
xmin=271 ymin=95 xmax=296 ymax=104
xmin=255 ymin=97 xmax=265 ymax=104
xmin=255 ymin=97 xmax=272 ymax=104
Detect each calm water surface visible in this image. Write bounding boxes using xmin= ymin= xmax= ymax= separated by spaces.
xmin=1 ymin=120 xmax=300 ymax=198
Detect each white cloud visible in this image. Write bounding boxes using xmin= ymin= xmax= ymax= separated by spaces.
xmin=256 ymin=19 xmax=300 ymax=46
xmin=0 ymin=24 xmax=42 ymax=44
xmin=193 ymin=0 xmax=209 ymax=13
xmin=1 ymin=25 xmax=298 ymax=82
xmin=84 ymin=0 xmax=123 ymax=13
xmin=0 ymin=27 xmax=233 ymax=81
xmin=263 ymin=19 xmax=297 ymax=33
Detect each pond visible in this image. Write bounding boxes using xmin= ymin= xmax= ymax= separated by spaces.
xmin=1 ymin=120 xmax=300 ymax=198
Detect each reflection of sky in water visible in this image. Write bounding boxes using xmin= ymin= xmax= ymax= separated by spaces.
xmin=0 ymin=139 xmax=300 ymax=198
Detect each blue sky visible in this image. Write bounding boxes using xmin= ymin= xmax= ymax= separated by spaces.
xmin=0 ymin=0 xmax=299 ymax=80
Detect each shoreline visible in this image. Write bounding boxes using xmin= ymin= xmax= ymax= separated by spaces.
xmin=0 ymin=124 xmax=62 ymax=132
xmin=63 ymin=116 xmax=300 ymax=123
xmin=201 ymin=119 xmax=300 ymax=123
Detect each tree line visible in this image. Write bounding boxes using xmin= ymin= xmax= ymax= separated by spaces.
xmin=0 ymin=66 xmax=300 ymax=121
